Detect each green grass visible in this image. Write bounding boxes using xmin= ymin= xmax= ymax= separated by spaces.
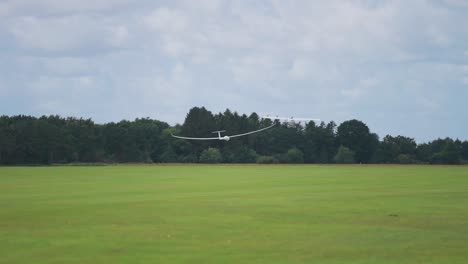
xmin=1 ymin=165 xmax=468 ymax=264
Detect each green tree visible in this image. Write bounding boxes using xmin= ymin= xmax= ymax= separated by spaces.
xmin=256 ymin=156 xmax=279 ymax=164
xmin=333 ymin=145 xmax=355 ymax=164
xmin=236 ymin=147 xmax=258 ymax=163
xmin=0 ymin=116 xmax=16 ymax=164
xmin=337 ymin=120 xmax=378 ymax=163
xmin=397 ymin=154 xmax=413 ymax=164
xmin=376 ymin=135 xmax=417 ymax=163
xmin=431 ymin=139 xmax=460 ymax=164
xmin=159 ymin=145 xmax=178 ymax=163
xmin=181 ymin=107 xmax=217 ymax=156
xmin=199 ymin=148 xmax=222 ymax=163
xmin=0 ymin=108 xmax=465 ymax=165
xmin=416 ymin=143 xmax=432 ymax=164
xmin=223 ymin=146 xmax=258 ymax=163
xmin=461 ymin=141 xmax=468 ymax=162
xmin=286 ymin=148 xmax=304 ymax=164
xmin=304 ymin=121 xmax=337 ymax=163
xmin=182 ymin=107 xmax=216 ymax=137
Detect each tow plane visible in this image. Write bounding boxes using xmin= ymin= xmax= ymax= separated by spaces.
xmin=261 ymin=115 xmax=320 ymax=123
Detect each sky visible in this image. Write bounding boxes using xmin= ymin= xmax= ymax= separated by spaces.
xmin=0 ymin=0 xmax=467 ymax=142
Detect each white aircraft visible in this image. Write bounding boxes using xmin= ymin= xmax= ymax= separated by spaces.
xmin=262 ymin=115 xmax=320 ymax=123
xmin=171 ymin=124 xmax=275 ymax=141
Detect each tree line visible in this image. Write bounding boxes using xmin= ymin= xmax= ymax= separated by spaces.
xmin=1 ymin=107 xmax=467 ymax=165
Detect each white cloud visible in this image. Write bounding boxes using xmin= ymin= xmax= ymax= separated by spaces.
xmin=143 ymin=8 xmax=194 ymax=57
xmin=341 ymin=78 xmax=380 ymax=99
xmin=458 ymin=65 xmax=468 ymax=85
xmin=0 ymin=79 xmax=6 ymax=96
xmin=181 ymin=0 xmax=222 ymax=14
xmin=288 ymin=59 xmax=309 ymax=80
xmin=28 ymin=74 xmax=96 ymax=94
xmin=108 ymin=26 xmax=129 ymax=47
xmin=0 ymin=0 xmax=135 ymax=16
xmin=0 ymin=2 xmax=11 ymax=18
xmin=416 ymin=97 xmax=439 ymax=111
xmin=426 ymin=26 xmax=452 ymax=46
xmin=444 ymin=0 xmax=468 ymax=8
xmin=143 ymin=8 xmax=189 ymax=33
xmin=9 ymin=15 xmax=129 ymax=52
xmin=228 ymin=54 xmax=276 ymax=83
xmin=17 ymin=56 xmax=92 ymax=76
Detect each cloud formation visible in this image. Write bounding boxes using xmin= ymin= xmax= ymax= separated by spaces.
xmin=1 ymin=0 xmax=467 ymax=141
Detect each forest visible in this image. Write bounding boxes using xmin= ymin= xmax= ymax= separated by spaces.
xmin=1 ymin=107 xmax=467 ymax=165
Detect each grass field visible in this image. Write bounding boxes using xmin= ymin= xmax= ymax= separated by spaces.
xmin=1 ymin=165 xmax=468 ymax=263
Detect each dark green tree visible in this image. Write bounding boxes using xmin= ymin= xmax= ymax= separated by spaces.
xmin=461 ymin=141 xmax=468 ymax=162
xmin=199 ymin=147 xmax=222 ymax=163
xmin=333 ymin=145 xmax=355 ymax=164
xmin=431 ymin=139 xmax=460 ymax=164
xmin=337 ymin=120 xmax=378 ymax=163
xmin=0 ymin=108 xmax=466 ymax=165
xmin=0 ymin=116 xmax=16 ymax=164
xmin=376 ymin=135 xmax=417 ymax=163
xmin=286 ymin=147 xmax=304 ymax=164
xmin=304 ymin=121 xmax=337 ymax=163
xmin=182 ymin=107 xmax=216 ymax=137
xmin=256 ymin=156 xmax=279 ymax=164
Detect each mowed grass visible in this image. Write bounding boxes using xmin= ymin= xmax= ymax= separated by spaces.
xmin=1 ymin=165 xmax=468 ymax=264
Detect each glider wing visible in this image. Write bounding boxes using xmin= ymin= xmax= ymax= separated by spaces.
xmin=228 ymin=124 xmax=276 ymax=138
xmin=171 ymin=134 xmax=220 ymax=140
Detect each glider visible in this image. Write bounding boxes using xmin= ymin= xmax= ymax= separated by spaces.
xmin=171 ymin=124 xmax=275 ymax=141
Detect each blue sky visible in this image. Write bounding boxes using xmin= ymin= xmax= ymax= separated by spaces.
xmin=0 ymin=0 xmax=467 ymax=142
